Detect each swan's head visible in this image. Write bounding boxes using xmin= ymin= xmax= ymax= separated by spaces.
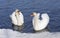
xmin=15 ymin=9 xmax=20 ymax=12
xmin=15 ymin=9 xmax=20 ymax=15
xmin=31 ymin=12 xmax=40 ymax=17
xmin=31 ymin=12 xmax=37 ymax=16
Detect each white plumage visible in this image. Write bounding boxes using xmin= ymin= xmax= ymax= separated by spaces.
xmin=10 ymin=9 xmax=24 ymax=26
xmin=31 ymin=12 xmax=50 ymax=31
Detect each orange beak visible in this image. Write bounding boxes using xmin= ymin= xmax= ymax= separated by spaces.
xmin=30 ymin=13 xmax=34 ymax=16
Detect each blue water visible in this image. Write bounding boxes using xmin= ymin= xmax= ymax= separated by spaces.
xmin=0 ymin=0 xmax=60 ymax=33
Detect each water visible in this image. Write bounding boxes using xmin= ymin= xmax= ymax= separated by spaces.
xmin=0 ymin=0 xmax=60 ymax=33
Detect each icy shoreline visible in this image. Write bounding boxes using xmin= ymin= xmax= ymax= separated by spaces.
xmin=0 ymin=29 xmax=60 ymax=38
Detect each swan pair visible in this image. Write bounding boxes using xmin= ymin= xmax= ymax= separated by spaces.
xmin=10 ymin=9 xmax=50 ymax=32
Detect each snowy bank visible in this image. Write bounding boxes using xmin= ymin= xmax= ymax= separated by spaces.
xmin=0 ymin=29 xmax=60 ymax=38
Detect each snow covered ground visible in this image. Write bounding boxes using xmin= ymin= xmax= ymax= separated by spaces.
xmin=0 ymin=29 xmax=60 ymax=38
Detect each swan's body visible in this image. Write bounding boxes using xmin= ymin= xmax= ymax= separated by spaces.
xmin=10 ymin=9 xmax=24 ymax=26
xmin=31 ymin=12 xmax=49 ymax=31
xmin=10 ymin=9 xmax=24 ymax=31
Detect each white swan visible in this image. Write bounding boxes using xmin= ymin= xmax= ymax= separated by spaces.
xmin=10 ymin=9 xmax=24 ymax=31
xmin=31 ymin=12 xmax=49 ymax=31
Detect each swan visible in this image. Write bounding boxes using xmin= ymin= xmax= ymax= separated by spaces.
xmin=10 ymin=9 xmax=24 ymax=31
xmin=31 ymin=12 xmax=50 ymax=32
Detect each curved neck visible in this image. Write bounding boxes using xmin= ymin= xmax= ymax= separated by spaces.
xmin=34 ymin=15 xmax=40 ymax=19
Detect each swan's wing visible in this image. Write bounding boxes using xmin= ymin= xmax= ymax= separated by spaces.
xmin=41 ymin=13 xmax=49 ymax=19
xmin=18 ymin=12 xmax=24 ymax=23
xmin=41 ymin=13 xmax=50 ymax=22
xmin=37 ymin=13 xmax=40 ymax=17
xmin=10 ymin=12 xmax=17 ymax=23
xmin=10 ymin=12 xmax=16 ymax=17
xmin=41 ymin=13 xmax=50 ymax=27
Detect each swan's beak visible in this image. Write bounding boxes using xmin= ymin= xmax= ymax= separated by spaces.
xmin=30 ymin=13 xmax=34 ymax=16
xmin=31 ymin=12 xmax=37 ymax=16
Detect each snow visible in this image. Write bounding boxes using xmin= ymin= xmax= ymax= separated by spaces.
xmin=0 ymin=29 xmax=60 ymax=38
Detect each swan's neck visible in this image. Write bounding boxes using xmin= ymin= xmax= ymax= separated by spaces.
xmin=33 ymin=15 xmax=40 ymax=24
xmin=34 ymin=15 xmax=40 ymax=20
xmin=15 ymin=12 xmax=24 ymax=25
xmin=15 ymin=13 xmax=21 ymax=25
